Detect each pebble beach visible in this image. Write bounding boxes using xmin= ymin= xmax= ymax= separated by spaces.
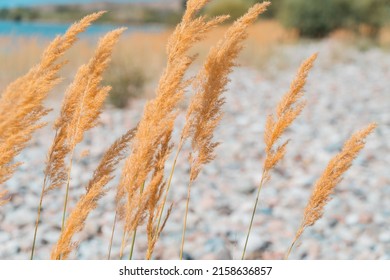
xmin=1 ymin=39 xmax=389 ymax=260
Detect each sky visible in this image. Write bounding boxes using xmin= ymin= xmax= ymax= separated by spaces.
xmin=0 ymin=0 xmax=160 ymax=8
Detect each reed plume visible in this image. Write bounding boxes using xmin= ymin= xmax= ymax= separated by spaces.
xmin=242 ymin=53 xmax=318 ymax=259
xmin=145 ymin=123 xmax=174 ymax=260
xmin=118 ymin=0 xmax=227 ymax=240
xmin=51 ymin=128 xmax=136 ymax=260
xmin=53 ymin=27 xmax=125 ymax=216
xmin=0 ymin=12 xmax=104 ymax=186
xmin=185 ymin=2 xmax=271 ymax=182
xmin=285 ymin=123 xmax=377 ymax=259
xmin=31 ymin=27 xmax=125 ymax=259
xmin=173 ymin=2 xmax=271 ymax=260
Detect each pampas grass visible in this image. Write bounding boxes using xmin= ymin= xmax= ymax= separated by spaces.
xmin=242 ymin=53 xmax=317 ymax=259
xmin=31 ymin=26 xmax=125 ymax=259
xmin=178 ymin=2 xmax=271 ymax=260
xmin=0 ymin=1 xmax=378 ymax=260
xmin=0 ymin=12 xmax=104 ymax=187
xmin=51 ymin=128 xmax=136 ymax=260
xmin=285 ymin=123 xmax=377 ymax=259
xmin=116 ymin=0 xmax=228 ymax=256
xmin=53 ymin=27 xmax=125 ymax=229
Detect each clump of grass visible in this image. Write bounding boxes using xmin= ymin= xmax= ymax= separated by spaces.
xmin=115 ymin=0 xmax=228 ymax=257
xmin=31 ymin=26 xmax=126 ymax=259
xmin=242 ymin=53 xmax=317 ymax=260
xmin=178 ymin=2 xmax=271 ymax=260
xmin=51 ymin=128 xmax=136 ymax=260
xmin=285 ymin=123 xmax=377 ymax=259
xmin=105 ymin=64 xmax=147 ymax=109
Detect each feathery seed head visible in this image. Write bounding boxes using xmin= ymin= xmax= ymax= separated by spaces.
xmin=290 ymin=123 xmax=377 ymax=246
xmin=51 ymin=128 xmax=135 ymax=260
xmin=184 ymin=2 xmax=270 ymax=182
xmin=118 ymin=0 xmax=225 ymax=234
xmin=46 ymin=27 xmax=125 ymax=194
xmin=0 ymin=12 xmax=104 ymax=185
xmin=263 ymin=54 xmax=317 ymax=177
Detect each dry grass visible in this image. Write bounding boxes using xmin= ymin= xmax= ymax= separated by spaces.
xmin=285 ymin=123 xmax=377 ymax=259
xmin=51 ymin=128 xmax=136 ymax=260
xmin=0 ymin=1 xmax=378 ymax=260
xmin=117 ymin=0 xmax=228 ymax=244
xmin=179 ymin=2 xmax=271 ymax=260
xmin=263 ymin=53 xmax=317 ymax=179
xmin=241 ymin=53 xmax=317 ymax=260
xmin=29 ymin=26 xmax=126 ymax=260
xmin=44 ymin=27 xmax=126 ymax=194
xmin=0 ymin=12 xmax=104 ymax=188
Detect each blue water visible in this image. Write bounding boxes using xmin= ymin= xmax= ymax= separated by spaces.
xmin=0 ymin=0 xmax=159 ymax=8
xmin=0 ymin=20 xmax=164 ymax=37
xmin=0 ymin=1 xmax=166 ymax=37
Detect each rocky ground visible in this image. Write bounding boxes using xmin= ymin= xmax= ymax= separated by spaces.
xmin=1 ymin=39 xmax=389 ymax=260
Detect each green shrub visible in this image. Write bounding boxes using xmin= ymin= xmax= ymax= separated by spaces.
xmin=277 ymin=0 xmax=348 ymax=37
xmin=142 ymin=8 xmax=182 ymax=25
xmin=105 ymin=64 xmax=147 ymax=109
xmin=349 ymin=0 xmax=390 ymax=33
xmin=260 ymin=0 xmax=284 ymax=18
xmin=277 ymin=0 xmax=390 ymax=38
xmin=204 ymin=0 xmax=254 ymax=22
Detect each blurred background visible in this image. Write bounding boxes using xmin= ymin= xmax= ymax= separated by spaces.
xmin=0 ymin=0 xmax=389 ymax=260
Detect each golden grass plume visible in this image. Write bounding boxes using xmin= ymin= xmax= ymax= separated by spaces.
xmin=242 ymin=53 xmax=317 ymax=260
xmin=30 ymin=26 xmax=125 ymax=260
xmin=263 ymin=53 xmax=318 ymax=181
xmin=0 ymin=12 xmax=104 ymax=186
xmin=176 ymin=2 xmax=271 ymax=260
xmin=118 ymin=0 xmax=227 ymax=234
xmin=286 ymin=123 xmax=377 ymax=258
xmin=184 ymin=2 xmax=271 ymax=182
xmin=51 ymin=128 xmax=136 ymax=260
xmin=45 ymin=27 xmax=126 ymax=193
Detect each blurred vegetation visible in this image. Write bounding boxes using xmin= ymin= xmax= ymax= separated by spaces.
xmin=277 ymin=0 xmax=346 ymax=37
xmin=0 ymin=4 xmax=182 ymax=26
xmin=203 ymin=0 xmax=254 ymax=22
xmin=202 ymin=0 xmax=390 ymax=37
xmin=277 ymin=0 xmax=390 ymax=37
xmin=1 ymin=1 xmax=389 ymax=38
xmin=348 ymin=0 xmax=390 ymax=31
xmin=105 ymin=64 xmax=147 ymax=109
xmin=0 ymin=8 xmax=40 ymax=22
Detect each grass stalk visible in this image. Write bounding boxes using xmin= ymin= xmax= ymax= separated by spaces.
xmin=129 ymin=229 xmax=137 ymax=260
xmin=284 ymin=225 xmax=302 ymax=260
xmin=128 ymin=181 xmax=146 ymax=260
xmin=119 ymin=230 xmax=127 ymax=259
xmin=154 ymin=138 xmax=184 ymax=239
xmin=179 ymin=181 xmax=193 ymax=260
xmin=107 ymin=211 xmax=117 ymax=260
xmin=242 ymin=170 xmax=267 ymax=260
xmin=61 ymin=152 xmax=75 ymax=232
xmin=31 ymin=130 xmax=59 ymax=260
xmin=30 ymin=178 xmax=47 ymax=260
